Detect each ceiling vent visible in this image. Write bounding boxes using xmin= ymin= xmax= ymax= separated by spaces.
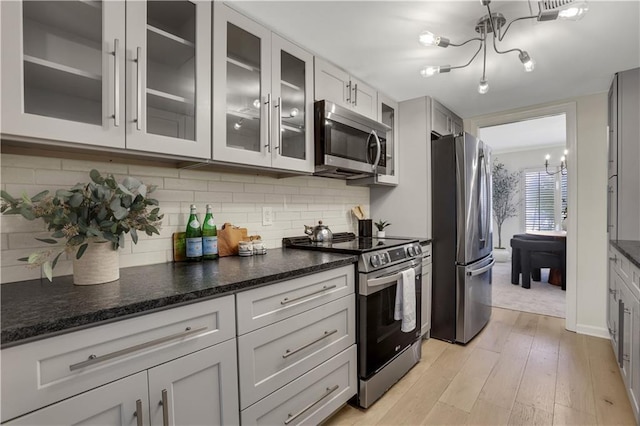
xmin=537 ymin=1 xmax=589 ymax=21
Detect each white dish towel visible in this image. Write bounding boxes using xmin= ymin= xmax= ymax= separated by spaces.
xmin=394 ymin=268 xmax=416 ymax=332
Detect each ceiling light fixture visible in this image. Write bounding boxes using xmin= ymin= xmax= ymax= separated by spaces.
xmin=419 ymin=0 xmax=588 ymax=94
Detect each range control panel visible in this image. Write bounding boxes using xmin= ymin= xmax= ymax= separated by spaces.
xmin=359 ymin=242 xmax=422 ymax=273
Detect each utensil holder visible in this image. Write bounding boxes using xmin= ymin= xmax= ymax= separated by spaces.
xmin=358 ymin=219 xmax=372 ymax=237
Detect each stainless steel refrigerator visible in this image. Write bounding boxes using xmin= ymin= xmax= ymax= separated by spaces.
xmin=431 ymin=132 xmax=494 ymax=344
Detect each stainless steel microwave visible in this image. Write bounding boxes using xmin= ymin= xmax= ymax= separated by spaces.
xmin=314 ymin=100 xmax=390 ymax=179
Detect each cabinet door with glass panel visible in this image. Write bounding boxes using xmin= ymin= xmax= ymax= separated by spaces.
xmin=375 ymin=94 xmax=399 ymax=185
xmin=269 ymin=34 xmax=313 ymax=172
xmin=213 ymin=4 xmax=313 ymax=173
xmin=125 ymin=0 xmax=211 ymax=159
xmin=1 ymin=0 xmax=125 ymax=148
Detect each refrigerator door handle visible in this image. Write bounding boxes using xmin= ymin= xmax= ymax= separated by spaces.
xmin=466 ymin=259 xmax=495 ymax=276
xmin=480 ymin=150 xmax=491 ymax=245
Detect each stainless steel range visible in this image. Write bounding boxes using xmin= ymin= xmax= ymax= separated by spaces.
xmin=283 ymin=233 xmax=423 ymax=408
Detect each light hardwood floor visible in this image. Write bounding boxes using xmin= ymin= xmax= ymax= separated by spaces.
xmin=325 ymin=307 xmax=637 ymax=425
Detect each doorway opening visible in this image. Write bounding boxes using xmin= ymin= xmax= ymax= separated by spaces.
xmin=479 ymin=113 xmax=568 ymax=318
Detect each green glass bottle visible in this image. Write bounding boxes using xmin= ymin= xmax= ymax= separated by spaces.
xmin=202 ymin=204 xmax=218 ymax=260
xmin=185 ymin=204 xmax=202 ymax=262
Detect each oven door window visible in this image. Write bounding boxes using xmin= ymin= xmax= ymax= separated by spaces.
xmin=359 ymin=273 xmax=421 ymax=379
xmin=325 ymin=120 xmax=386 ymax=168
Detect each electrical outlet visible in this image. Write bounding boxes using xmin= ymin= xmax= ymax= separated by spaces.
xmin=262 ymin=206 xmax=273 ymax=226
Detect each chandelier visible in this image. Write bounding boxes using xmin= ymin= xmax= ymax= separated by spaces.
xmin=418 ymin=0 xmax=589 ymax=94
xmin=545 ymin=150 xmax=568 ymax=175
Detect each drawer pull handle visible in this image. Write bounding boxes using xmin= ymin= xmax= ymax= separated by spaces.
xmin=283 ymin=329 xmax=338 ymax=359
xmin=284 ymin=384 xmax=339 ymax=425
xmin=69 ymin=326 xmax=207 ymax=371
xmin=160 ymin=389 xmax=169 ymax=426
xmin=280 ymin=285 xmax=337 ymax=305
xmin=134 ymin=399 xmax=143 ymax=426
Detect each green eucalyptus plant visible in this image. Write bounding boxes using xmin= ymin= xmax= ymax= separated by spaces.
xmin=1 ymin=169 xmax=163 ymax=281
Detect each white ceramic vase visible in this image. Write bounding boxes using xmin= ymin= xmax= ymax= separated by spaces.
xmin=73 ymin=239 xmax=119 ymax=285
xmin=377 ymin=231 xmax=386 ymax=238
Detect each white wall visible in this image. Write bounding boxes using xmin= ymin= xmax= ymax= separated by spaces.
xmin=489 ymin=146 xmax=566 ymax=249
xmin=465 ymin=92 xmax=609 ymax=337
xmin=0 ymin=153 xmax=369 ymax=284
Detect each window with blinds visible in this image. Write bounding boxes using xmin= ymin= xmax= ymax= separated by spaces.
xmin=524 ymin=170 xmax=567 ymax=231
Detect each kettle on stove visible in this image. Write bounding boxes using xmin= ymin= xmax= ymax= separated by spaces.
xmin=304 ymin=221 xmax=333 ymax=243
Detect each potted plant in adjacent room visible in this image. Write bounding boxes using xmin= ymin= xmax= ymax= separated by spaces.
xmin=1 ymin=170 xmax=163 ymax=285
xmin=374 ymin=219 xmax=391 ymax=238
xmin=492 ymin=160 xmax=520 ymax=262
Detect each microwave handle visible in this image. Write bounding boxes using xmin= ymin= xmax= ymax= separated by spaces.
xmin=370 ymin=130 xmax=381 ymax=172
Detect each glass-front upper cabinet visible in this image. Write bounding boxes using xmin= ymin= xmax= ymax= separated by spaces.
xmin=1 ymin=1 xmax=126 ymax=148
xmin=213 ymin=4 xmax=313 ymax=173
xmin=370 ymin=94 xmax=399 ymax=185
xmin=126 ymin=0 xmax=211 ymax=158
xmin=270 ymin=34 xmax=313 ymax=172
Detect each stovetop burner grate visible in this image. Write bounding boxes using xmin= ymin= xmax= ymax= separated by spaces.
xmin=282 ymin=232 xmax=355 ymax=246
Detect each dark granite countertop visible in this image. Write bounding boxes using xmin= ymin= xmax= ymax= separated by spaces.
xmin=1 ymin=249 xmax=357 ymax=348
xmin=611 ymin=240 xmax=640 ymax=269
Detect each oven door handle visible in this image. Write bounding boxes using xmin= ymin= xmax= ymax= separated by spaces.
xmin=367 ymin=267 xmax=417 ymax=288
xmin=466 ymin=259 xmax=495 ymax=277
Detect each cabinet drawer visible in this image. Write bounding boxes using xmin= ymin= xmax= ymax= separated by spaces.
xmin=1 ymin=295 xmax=235 ymax=422
xmin=236 ymin=265 xmax=354 ymax=334
xmin=238 ymin=294 xmax=355 ymax=409
xmin=618 ymin=250 xmax=632 ymax=281
xmin=241 ymin=345 xmax=357 ymax=426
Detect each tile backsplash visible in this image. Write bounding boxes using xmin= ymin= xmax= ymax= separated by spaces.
xmin=0 ymin=154 xmax=369 ymax=284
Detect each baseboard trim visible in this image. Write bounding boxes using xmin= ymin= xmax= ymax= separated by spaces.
xmin=575 ymin=324 xmax=609 ymax=338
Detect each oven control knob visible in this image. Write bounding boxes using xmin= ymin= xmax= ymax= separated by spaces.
xmin=383 ymin=253 xmax=390 ymax=264
xmin=370 ymin=255 xmax=381 ymax=267
xmin=415 ymin=244 xmax=422 ymax=254
xmin=407 ymin=246 xmax=415 ymax=257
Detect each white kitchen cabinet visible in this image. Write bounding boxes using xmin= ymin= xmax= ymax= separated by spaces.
xmin=235 ymin=265 xmax=354 ymax=335
xmin=125 ymin=0 xmax=211 ymax=158
xmin=240 ymin=346 xmax=357 ymax=426
xmin=212 ymin=3 xmax=314 ymax=173
xmin=1 ymin=0 xmax=211 ymax=159
xmin=1 ymin=0 xmax=125 ymax=149
xmin=619 ymin=282 xmax=633 ymax=382
xmin=608 ymin=244 xmax=640 ymax=423
xmin=1 ymin=295 xmax=236 ymax=424
xmin=148 ymin=340 xmax=239 ymax=426
xmin=371 ymin=96 xmax=464 ymax=239
xmin=8 ymin=342 xmax=239 ymax=426
xmin=6 ymin=372 xmax=148 ymax=426
xmin=238 ymin=294 xmax=355 ymax=408
xmin=314 ymin=57 xmax=377 ymax=121
xmin=608 ymin=248 xmax=620 ymax=359
xmin=431 ymin=98 xmax=463 ymax=137
xmin=236 ymin=264 xmax=357 ymax=424
xmin=631 ymin=291 xmax=640 ymax=417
